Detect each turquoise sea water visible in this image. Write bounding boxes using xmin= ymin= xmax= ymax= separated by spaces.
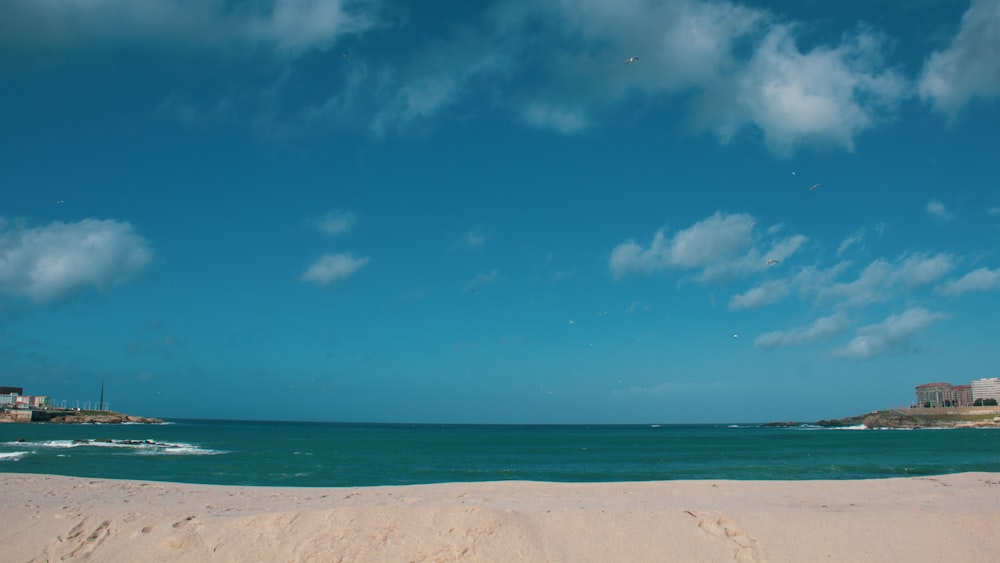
xmin=2 ymin=420 xmax=999 ymax=487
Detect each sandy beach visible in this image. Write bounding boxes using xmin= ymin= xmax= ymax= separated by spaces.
xmin=3 ymin=472 xmax=999 ymax=562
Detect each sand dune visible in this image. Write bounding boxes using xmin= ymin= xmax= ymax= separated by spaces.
xmin=3 ymin=472 xmax=999 ymax=561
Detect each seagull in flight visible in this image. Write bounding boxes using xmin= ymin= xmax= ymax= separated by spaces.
xmin=626 ymin=56 xmax=639 ymax=65
xmin=809 ymin=183 xmax=822 ymax=191
xmin=766 ymin=258 xmax=780 ymax=267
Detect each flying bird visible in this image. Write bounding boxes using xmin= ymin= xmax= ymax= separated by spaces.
xmin=809 ymin=183 xmax=822 ymax=191
xmin=568 ymin=319 xmax=575 ymax=326
xmin=56 ymin=200 xmax=64 ymax=204
xmin=766 ymin=258 xmax=780 ymax=266
xmin=626 ymin=56 xmax=639 ymax=65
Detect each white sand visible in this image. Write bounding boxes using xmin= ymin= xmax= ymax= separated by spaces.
xmin=3 ymin=472 xmax=999 ymax=562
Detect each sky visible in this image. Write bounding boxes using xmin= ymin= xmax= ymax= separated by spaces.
xmin=1 ymin=0 xmax=999 ymax=424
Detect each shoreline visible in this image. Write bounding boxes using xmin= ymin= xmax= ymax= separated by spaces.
xmin=4 ymin=472 xmax=999 ymax=561
xmin=0 ymin=409 xmax=163 ymax=424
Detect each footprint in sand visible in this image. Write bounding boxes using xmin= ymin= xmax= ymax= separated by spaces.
xmin=688 ymin=511 xmax=767 ymax=563
xmin=68 ymin=519 xmax=112 ymax=558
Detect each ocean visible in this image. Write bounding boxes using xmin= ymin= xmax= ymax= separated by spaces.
xmin=2 ymin=419 xmax=999 ymax=487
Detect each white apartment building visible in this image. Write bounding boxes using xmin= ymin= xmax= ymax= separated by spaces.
xmin=971 ymin=377 xmax=1000 ymax=401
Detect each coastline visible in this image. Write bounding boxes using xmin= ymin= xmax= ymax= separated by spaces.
xmin=3 ymin=472 xmax=999 ymax=561
xmin=767 ymin=406 xmax=1000 ymax=430
xmin=0 ymin=409 xmax=163 ymax=424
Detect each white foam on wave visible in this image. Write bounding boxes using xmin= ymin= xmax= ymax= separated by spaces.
xmin=135 ymin=443 xmax=225 ymax=456
xmin=0 ymin=451 xmax=30 ymax=461
xmin=831 ymin=424 xmax=868 ymax=430
xmin=6 ymin=439 xmax=224 ymax=455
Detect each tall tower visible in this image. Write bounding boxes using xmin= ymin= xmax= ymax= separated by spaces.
xmin=99 ymin=379 xmax=105 ymax=412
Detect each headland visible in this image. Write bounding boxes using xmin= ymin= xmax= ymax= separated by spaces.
xmin=0 ymin=409 xmax=162 ymax=424
xmin=767 ymin=406 xmax=1000 ymax=429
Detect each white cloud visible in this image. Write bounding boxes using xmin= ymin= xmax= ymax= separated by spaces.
xmin=704 ymin=24 xmax=908 ymax=153
xmin=465 ymin=269 xmax=500 ymax=292
xmin=308 ymin=0 xmax=904 ymax=151
xmin=301 ymin=252 xmax=369 ymax=286
xmin=626 ymin=301 xmax=650 ymax=314
xmin=754 ymin=312 xmax=850 ymax=349
xmin=520 ymin=103 xmax=588 ymax=134
xmin=0 ymin=0 xmax=378 ymax=58
xmin=454 ymin=227 xmax=487 ymax=250
xmin=364 ymin=27 xmax=515 ymax=136
xmin=938 ymin=267 xmax=1000 ymax=295
xmin=0 ymin=218 xmax=152 ymax=303
xmin=317 ymin=210 xmax=357 ymax=236
xmin=919 ymin=0 xmax=1000 ymax=117
xmin=926 ymin=199 xmax=955 ymax=221
xmin=610 ymin=212 xmax=807 ymax=283
xmin=530 ymin=0 xmax=765 ymax=101
xmin=895 ymin=252 xmax=955 ymax=286
xmin=837 ymin=229 xmax=866 ymax=256
xmin=818 ymin=252 xmax=954 ymax=308
xmin=731 ymin=262 xmax=848 ymax=311
xmin=832 ymin=307 xmax=948 ymax=360
xmin=820 ymin=259 xmax=894 ymax=308
xmin=729 ymin=279 xmax=790 ymax=310
xmin=610 ymin=212 xmax=752 ymax=279
xmin=508 ymin=1 xmax=906 ymax=152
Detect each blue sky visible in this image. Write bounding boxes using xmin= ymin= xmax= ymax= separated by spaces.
xmin=1 ymin=0 xmax=999 ymax=423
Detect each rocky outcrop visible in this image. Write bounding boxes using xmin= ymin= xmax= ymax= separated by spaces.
xmin=815 ymin=409 xmax=1000 ymax=429
xmin=45 ymin=413 xmax=163 ymax=424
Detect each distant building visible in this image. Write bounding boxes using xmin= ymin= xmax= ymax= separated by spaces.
xmin=953 ymin=385 xmax=973 ymax=407
xmin=971 ymin=378 xmax=1000 ymax=402
xmin=26 ymin=395 xmax=51 ymax=408
xmin=914 ymin=382 xmax=972 ymax=408
xmin=1 ymin=387 xmax=51 ymax=410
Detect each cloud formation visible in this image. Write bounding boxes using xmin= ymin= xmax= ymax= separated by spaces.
xmin=503 ymin=0 xmax=907 ymax=153
xmin=454 ymin=226 xmax=488 ymax=250
xmin=0 ymin=218 xmax=152 ymax=303
xmin=9 ymin=0 xmax=989 ymax=154
xmin=306 ymin=0 xmax=912 ymax=151
xmin=0 ymin=0 xmax=377 ymax=58
xmin=919 ymin=0 xmax=1000 ymax=117
xmin=465 ymin=269 xmax=500 ymax=293
xmin=610 ymin=212 xmax=806 ymax=283
xmin=832 ymin=307 xmax=948 ymax=360
xmin=703 ymin=24 xmax=907 ymax=153
xmin=301 ymin=252 xmax=369 ymax=286
xmin=938 ymin=267 xmax=1000 ymax=295
xmin=317 ymin=210 xmax=357 ymax=236
xmin=926 ymin=199 xmax=955 ymax=221
xmin=817 ymin=252 xmax=955 ymax=308
xmin=755 ymin=312 xmax=850 ymax=349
